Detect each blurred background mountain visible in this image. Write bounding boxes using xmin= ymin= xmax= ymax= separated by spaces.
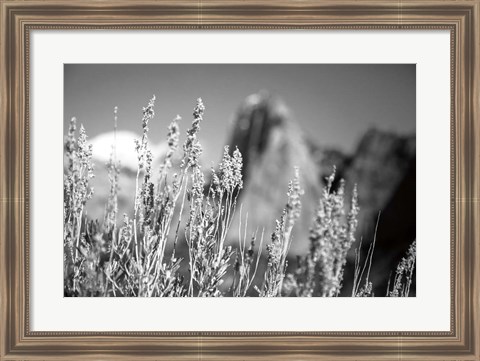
xmin=223 ymin=92 xmax=415 ymax=296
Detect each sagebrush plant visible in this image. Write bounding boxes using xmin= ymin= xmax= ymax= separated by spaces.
xmin=283 ymin=169 xmax=359 ymax=297
xmin=387 ymin=239 xmax=416 ymax=297
xmin=63 ymin=95 xmax=416 ymax=297
xmin=256 ymin=168 xmax=303 ymax=297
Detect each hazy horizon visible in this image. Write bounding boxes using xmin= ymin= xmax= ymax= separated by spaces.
xmin=64 ymin=64 xmax=415 ymax=164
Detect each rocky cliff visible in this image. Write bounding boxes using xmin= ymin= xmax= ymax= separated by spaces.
xmin=225 ymin=92 xmax=416 ymax=295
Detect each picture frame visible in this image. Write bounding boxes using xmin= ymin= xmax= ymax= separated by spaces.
xmin=0 ymin=0 xmax=478 ymax=359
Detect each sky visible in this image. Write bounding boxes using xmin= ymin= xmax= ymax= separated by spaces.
xmin=64 ymin=64 xmax=415 ymax=163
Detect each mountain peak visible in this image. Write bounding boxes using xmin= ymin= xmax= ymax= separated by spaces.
xmin=226 ymin=92 xmax=322 ymax=254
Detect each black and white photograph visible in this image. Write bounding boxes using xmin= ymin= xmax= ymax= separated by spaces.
xmin=63 ymin=64 xmax=416 ymax=298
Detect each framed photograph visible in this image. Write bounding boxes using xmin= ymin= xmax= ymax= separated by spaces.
xmin=1 ymin=0 xmax=478 ymax=359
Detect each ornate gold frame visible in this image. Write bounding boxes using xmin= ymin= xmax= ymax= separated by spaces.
xmin=1 ymin=1 xmax=479 ymax=360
